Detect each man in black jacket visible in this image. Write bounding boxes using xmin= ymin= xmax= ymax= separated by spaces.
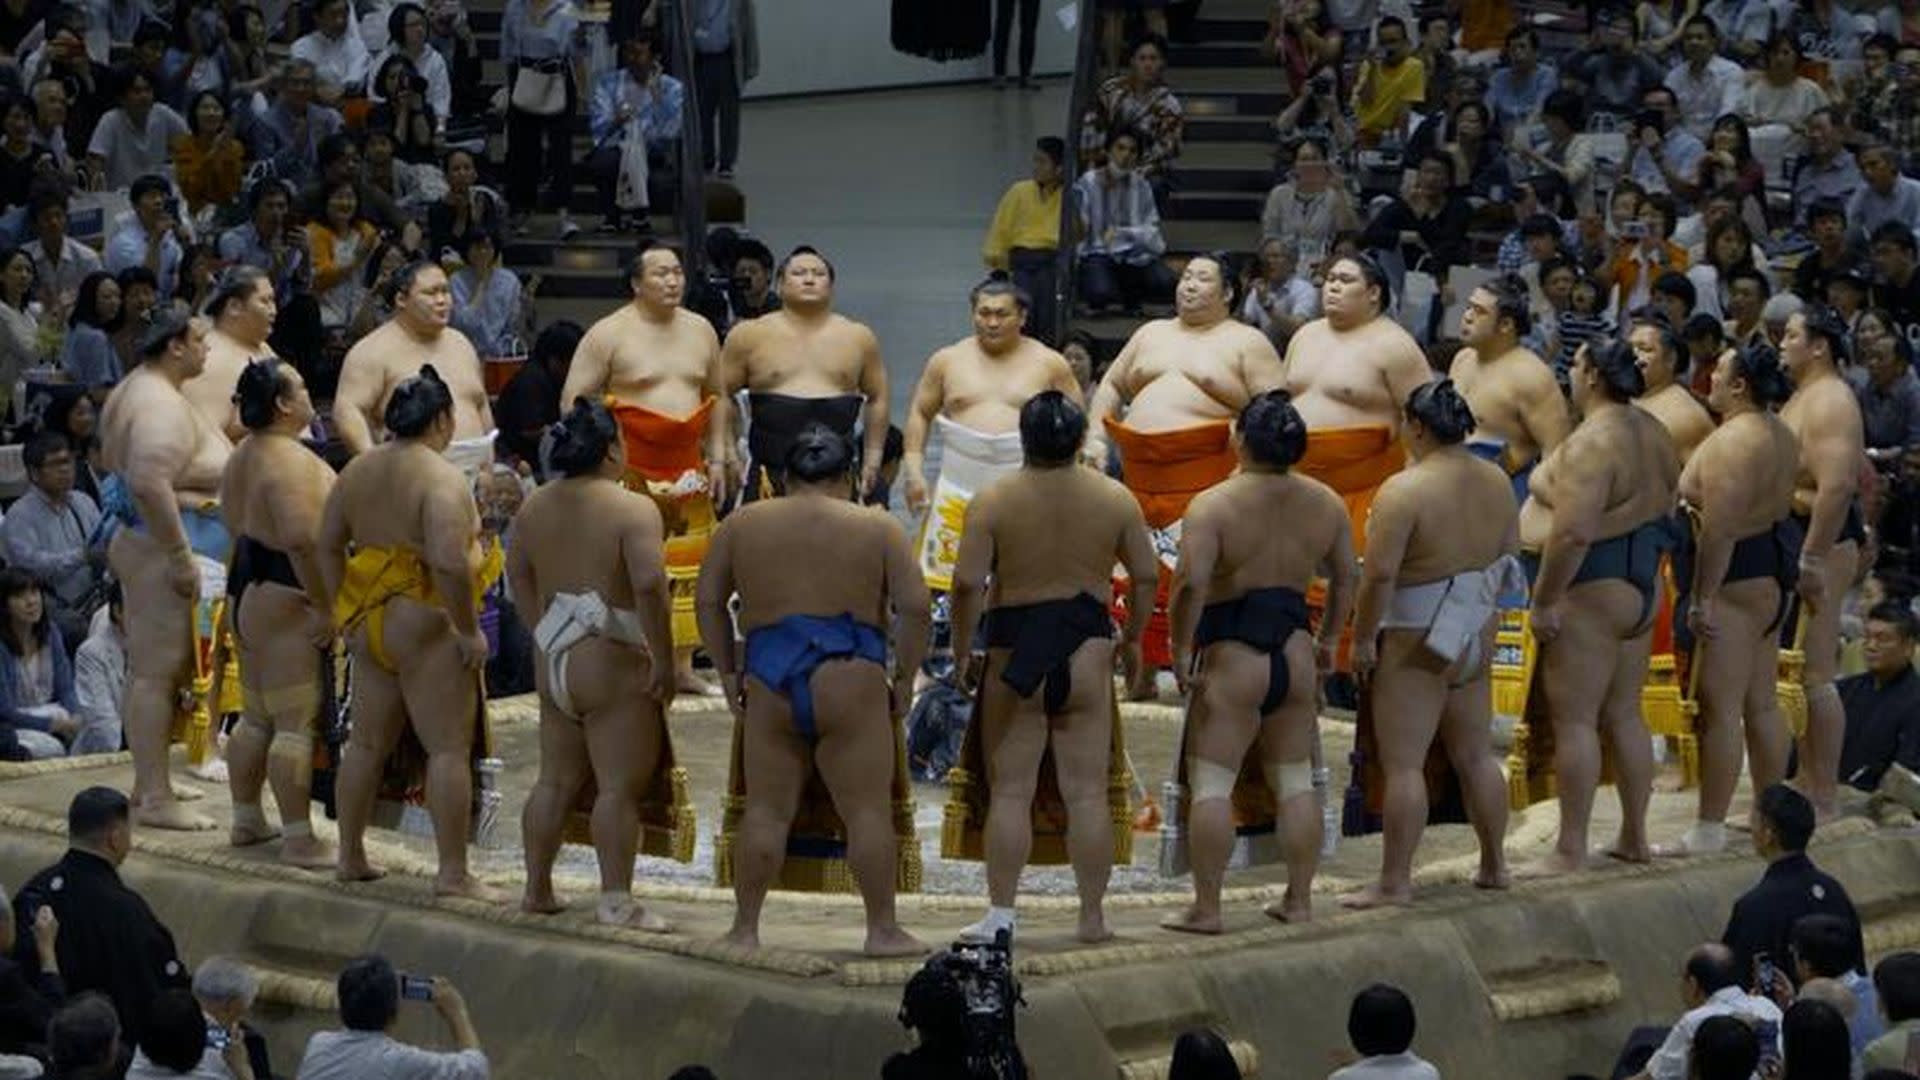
xmin=0 ymin=881 xmax=64 ymax=1061
xmin=10 ymin=787 xmax=189 ymax=1045
xmin=1721 ymin=783 xmax=1865 ymax=986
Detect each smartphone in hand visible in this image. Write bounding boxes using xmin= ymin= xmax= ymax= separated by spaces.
xmin=400 ymin=974 xmax=435 ymax=1002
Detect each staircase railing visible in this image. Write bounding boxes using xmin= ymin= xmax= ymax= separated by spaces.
xmin=1049 ymin=0 xmax=1101 ymax=347
xmin=660 ymin=0 xmax=709 ymax=277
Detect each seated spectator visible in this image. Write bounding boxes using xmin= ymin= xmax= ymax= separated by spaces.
xmin=492 ymin=319 xmax=579 ymax=473
xmin=1865 ymin=953 xmax=1920 ymax=1072
xmin=24 ymin=189 xmax=102 ymax=314
xmin=1329 ymin=984 xmax=1437 ymax=1080
xmin=295 ymin=956 xmax=486 ymax=1080
xmin=1362 ymin=151 xmax=1472 ymax=283
xmin=345 ymin=239 xmax=411 ymax=341
xmin=1414 ymin=13 xmax=1457 ymax=112
xmin=1794 ymin=200 xmax=1866 ymax=303
xmin=1351 ymin=16 xmax=1425 ymax=147
xmin=1258 ymin=137 xmax=1357 ymax=274
xmin=1404 ymin=65 xmax=1482 ymax=165
xmin=44 ymin=993 xmax=119 ymax=1080
xmin=1628 ymin=86 xmax=1706 ymax=199
xmin=126 ymin=987 xmax=252 ymax=1079
xmin=1665 ymin=16 xmax=1745 ymax=141
xmin=361 ymin=129 xmax=442 ymax=221
xmin=1272 ymin=60 xmax=1351 ymax=149
xmin=108 ymin=266 xmax=157 ymax=378
xmin=1240 ymin=237 xmax=1318 ymax=346
xmin=307 ymin=179 xmax=378 ymax=330
xmin=58 ymin=272 xmax=120 ymax=394
xmin=1628 ymin=944 xmax=1784 ymax=1080
xmin=585 ymin=33 xmax=685 ymax=234
xmin=1796 ymin=913 xmax=1886 ymax=1055
xmin=1686 ymin=1014 xmax=1762 ymax=1080
xmin=300 ymin=133 xmax=402 ymax=234
xmin=1650 ymin=271 xmax=1697 ymax=333
xmin=1792 ymin=109 xmax=1862 ymax=227
xmin=31 ymin=388 xmax=102 ymax=505
xmin=1494 ymin=176 xmax=1577 ymax=274
xmin=219 ymin=6 xmax=275 ymax=104
xmin=1438 ymin=100 xmax=1509 ymax=207
xmin=1262 ymin=0 xmax=1342 ymax=105
xmin=449 ymin=232 xmax=523 ymax=358
xmin=1079 ymin=34 xmax=1182 ymax=201
xmin=0 ymin=883 xmax=63 ymax=1061
xmin=30 ymin=11 xmax=110 ymax=169
xmin=1739 ymin=35 xmax=1831 ymax=160
xmin=1722 ymin=783 xmax=1865 ymax=981
xmin=169 ymin=92 xmax=245 ymax=218
xmin=1762 ymin=291 xmax=1804 ymax=346
xmin=1881 ymin=44 xmax=1920 ymax=175
xmin=1552 ymin=269 xmax=1613 ymax=383
xmin=1687 ymin=216 xmax=1762 ymax=319
xmin=1566 ymin=8 xmax=1664 ymax=124
xmin=248 ymin=61 xmax=343 ymax=188
xmin=103 ymin=175 xmax=181 ymax=301
xmin=1872 ymin=224 xmax=1920 ymax=344
xmin=729 ymin=239 xmax=779 ymax=323
xmin=85 ymin=69 xmax=185 ymax=192
xmin=1786 ymin=0 xmax=1871 ymax=79
xmin=0 ymin=248 xmax=40 ymax=417
xmin=365 ymin=56 xmax=434 ymax=166
xmin=0 ymin=96 xmax=54 ymax=213
xmin=1 ymin=432 xmax=104 ymax=648
xmin=426 ymin=148 xmax=503 ymax=261
xmin=1526 ymin=254 xmax=1579 ymax=358
xmin=1073 ymin=129 xmax=1173 ymax=315
xmin=1485 ymin=25 xmax=1556 ymax=134
xmin=9 ymin=787 xmax=189 ymax=1044
xmin=0 ymin=567 xmax=80 ymax=760
xmin=1725 ymin=264 xmax=1772 ymax=349
xmin=1780 ymin=998 xmax=1854 ymax=1080
xmin=70 ymin=587 xmax=120 ymax=756
xmin=1849 ymin=144 xmax=1920 ymax=252
xmin=1838 ymin=600 xmax=1920 ymax=792
xmin=1605 ymin=192 xmax=1689 ymax=319
xmin=189 ymin=959 xmax=268 ymax=1080
xmin=1690 ymin=122 xmax=1768 ymax=236
xmin=175 ymin=246 xmax=218 ymax=315
xmin=367 ymin=4 xmax=450 ymax=122
xmin=1700 ymin=0 xmax=1777 ymax=63
xmin=292 ymin=0 xmax=370 ymax=105
xmin=1682 ymin=312 xmax=1725 ymax=395
xmin=1169 ymin=1028 xmax=1241 ymax=1080
xmin=218 ymin=180 xmax=311 ymax=312
xmin=1512 ymin=90 xmax=1596 ymax=215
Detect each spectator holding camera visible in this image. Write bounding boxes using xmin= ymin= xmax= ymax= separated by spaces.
xmin=365 ymin=57 xmax=436 ymax=166
xmin=368 ymin=4 xmax=450 ymax=121
xmin=126 ymin=987 xmax=251 ymax=1080
xmin=0 ymin=882 xmax=62 ymax=1061
xmin=295 ymin=956 xmax=486 ymax=1080
xmin=103 ymin=175 xmax=182 ymax=300
xmin=1851 ymin=309 xmax=1920 ymax=463
xmin=219 ymin=181 xmax=311 ymax=310
xmin=1351 ymin=16 xmax=1424 ymax=146
xmin=1262 ymin=0 xmax=1342 ymax=104
xmin=170 ymin=91 xmax=246 ymax=217
xmin=308 ymin=178 xmax=380 ymax=330
xmin=292 ymin=0 xmax=370 ymax=105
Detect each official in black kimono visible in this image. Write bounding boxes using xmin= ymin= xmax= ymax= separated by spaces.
xmin=1721 ymin=783 xmax=1866 ymax=985
xmin=9 ymin=787 xmax=189 ymax=1044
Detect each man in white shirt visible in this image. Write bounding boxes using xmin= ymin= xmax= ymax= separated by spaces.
xmin=1848 ymin=142 xmax=1920 ymax=250
xmin=1701 ymin=0 xmax=1784 ymax=62
xmin=1628 ymin=85 xmax=1707 ymax=197
xmin=86 ymin=68 xmax=188 ymax=191
xmin=73 ymin=586 xmax=125 ymax=755
xmin=1629 ymin=944 xmax=1784 ymax=1080
xmin=291 ymin=0 xmax=371 ymax=105
xmin=1664 ymin=15 xmax=1744 ymax=140
xmin=26 ymin=190 xmax=103 ymax=311
xmin=103 ymin=175 xmax=183 ymax=300
xmin=297 ymin=956 xmax=487 ymax=1080
xmin=1328 ymin=985 xmax=1441 ymax=1080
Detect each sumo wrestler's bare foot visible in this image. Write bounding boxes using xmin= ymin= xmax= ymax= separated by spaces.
xmin=1263 ymin=889 xmax=1312 ymax=923
xmin=1473 ymin=866 xmax=1512 ymax=891
xmin=336 ymin=855 xmax=386 ymax=883
xmin=1515 ymin=850 xmax=1588 ymax=878
xmin=228 ymin=821 xmax=281 ymax=848
xmin=1339 ymin=882 xmax=1413 ymax=910
xmin=1124 ymin=670 xmax=1159 ymax=703
xmin=186 ymin=758 xmax=229 ymax=784
xmin=170 ymin=782 xmax=208 ymax=802
xmin=1598 ymin=839 xmax=1651 ymax=865
xmin=434 ymin=874 xmax=506 ymax=903
xmin=719 ymin=923 xmax=761 ymax=951
xmin=865 ymin=924 xmax=930 ymax=958
xmin=521 ymin=890 xmax=565 ymax=915
xmin=597 ymin=897 xmax=672 ymax=934
xmin=279 ymin=834 xmax=336 ymax=870
xmin=135 ymin=799 xmax=218 ymax=832
xmin=1159 ymin=905 xmax=1223 ymax=935
xmin=1076 ymin=912 xmax=1115 ymax=944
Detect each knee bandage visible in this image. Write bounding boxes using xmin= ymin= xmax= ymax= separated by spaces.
xmin=268 ymin=729 xmax=315 ymax=770
xmin=1189 ymin=759 xmax=1239 ymax=802
xmin=1806 ymin=682 xmax=1840 ymax=710
xmin=1263 ymin=759 xmax=1315 ymax=799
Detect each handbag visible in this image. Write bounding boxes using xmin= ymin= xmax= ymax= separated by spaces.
xmin=510 ymin=61 xmax=566 ymax=116
xmin=614 ymin=120 xmax=650 ymax=211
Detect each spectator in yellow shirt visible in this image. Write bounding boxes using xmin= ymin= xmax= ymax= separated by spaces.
xmin=982 ymin=135 xmax=1066 ymax=345
xmin=1352 ymin=16 xmax=1426 ymax=145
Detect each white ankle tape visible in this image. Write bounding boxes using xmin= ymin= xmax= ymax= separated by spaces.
xmin=233 ymin=803 xmax=267 ymax=829
xmin=1684 ymin=821 xmax=1726 ymax=852
xmin=283 ymin=821 xmax=313 ymax=839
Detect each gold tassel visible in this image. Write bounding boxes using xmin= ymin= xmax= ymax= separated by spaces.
xmin=1779 ymin=614 xmax=1809 ymax=738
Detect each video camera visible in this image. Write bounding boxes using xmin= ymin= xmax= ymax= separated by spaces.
xmin=899 ymin=931 xmax=1029 ymax=1080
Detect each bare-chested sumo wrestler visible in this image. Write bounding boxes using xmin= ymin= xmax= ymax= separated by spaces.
xmin=319 ymin=368 xmax=497 ymax=899
xmin=1655 ymin=344 xmax=1799 ymax=856
xmin=903 ymin=279 xmax=1081 ymax=676
xmin=218 ymin=359 xmax=336 ymax=868
xmin=721 ymin=246 xmax=888 ymax=500
xmin=562 ymin=241 xmax=729 ymax=696
xmin=509 ymin=398 xmax=677 ymax=930
xmin=331 ymin=261 xmax=495 ymax=473
xmin=1162 ymin=391 xmax=1356 ymax=932
xmin=1779 ymin=308 xmax=1868 ymax=819
xmin=1343 ymin=380 xmax=1519 ymax=909
xmin=98 ymin=309 xmax=229 ymax=831
xmin=1448 ymin=275 xmax=1570 ymax=499
xmin=1080 ymin=254 xmax=1286 ymax=697
xmin=1519 ymin=342 xmax=1680 ymax=875
xmin=186 ymin=268 xmax=279 ymax=442
xmin=695 ymin=425 xmax=931 ymax=956
xmin=946 ymin=391 xmax=1155 ymax=946
xmin=1629 ymin=311 xmax=1716 ymax=468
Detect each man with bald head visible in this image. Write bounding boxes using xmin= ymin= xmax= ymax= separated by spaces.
xmin=721 ymin=245 xmax=888 ymax=500
xmin=98 ymin=308 xmax=229 ymax=831
xmin=1626 ymin=943 xmax=1783 ymax=1080
xmin=563 ymin=240 xmax=728 ymax=695
xmin=331 ymin=260 xmax=494 ymax=474
xmin=1283 ymin=253 xmax=1434 ymax=669
xmin=903 ymin=279 xmax=1080 ymax=676
xmin=1448 ymin=274 xmax=1570 ymax=502
xmin=1081 ymin=253 xmax=1285 ymax=697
